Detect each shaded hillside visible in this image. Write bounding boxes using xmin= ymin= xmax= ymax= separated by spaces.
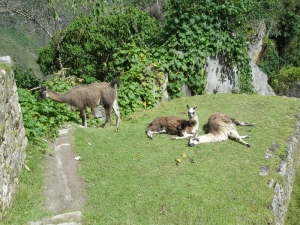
xmin=0 ymin=26 xmax=43 ymax=78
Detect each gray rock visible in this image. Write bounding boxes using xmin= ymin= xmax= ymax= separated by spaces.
xmin=0 ymin=56 xmax=12 ymax=66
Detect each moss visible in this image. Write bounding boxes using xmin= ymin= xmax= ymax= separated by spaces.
xmin=0 ymin=63 xmax=12 ymax=76
xmin=0 ymin=125 xmax=4 ymax=138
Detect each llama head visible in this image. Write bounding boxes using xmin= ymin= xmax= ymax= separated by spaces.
xmin=188 ymin=131 xmax=199 ymax=147
xmin=37 ymin=85 xmax=48 ymax=101
xmin=188 ymin=137 xmax=199 ymax=147
xmin=187 ymin=105 xmax=197 ymax=119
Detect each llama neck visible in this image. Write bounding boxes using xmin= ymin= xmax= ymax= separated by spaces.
xmin=47 ymin=90 xmax=69 ymax=103
xmin=189 ymin=115 xmax=199 ymax=126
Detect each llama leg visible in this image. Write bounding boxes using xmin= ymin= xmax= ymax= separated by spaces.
xmin=229 ymin=130 xmax=250 ymax=147
xmin=171 ymin=133 xmax=193 ymax=140
xmin=80 ymin=109 xmax=87 ymax=127
xmin=146 ymin=128 xmax=167 ymax=139
xmin=112 ymin=99 xmax=121 ymax=126
xmin=146 ymin=125 xmax=166 ymax=139
xmin=240 ymin=135 xmax=250 ymax=139
xmin=103 ymin=105 xmax=112 ymax=128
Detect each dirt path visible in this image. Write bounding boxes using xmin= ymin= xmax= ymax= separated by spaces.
xmin=29 ymin=124 xmax=86 ymax=225
xmin=44 ymin=124 xmax=86 ymax=212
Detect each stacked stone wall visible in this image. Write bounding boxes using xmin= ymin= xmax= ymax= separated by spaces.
xmin=0 ymin=57 xmax=27 ymax=219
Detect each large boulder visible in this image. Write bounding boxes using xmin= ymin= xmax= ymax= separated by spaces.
xmin=205 ymin=21 xmax=275 ymax=96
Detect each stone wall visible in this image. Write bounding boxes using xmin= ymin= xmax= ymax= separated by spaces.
xmin=0 ymin=56 xmax=28 ymax=219
xmin=270 ymin=112 xmax=300 ymax=225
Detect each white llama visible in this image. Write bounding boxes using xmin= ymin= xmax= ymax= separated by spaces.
xmin=188 ymin=113 xmax=255 ymax=147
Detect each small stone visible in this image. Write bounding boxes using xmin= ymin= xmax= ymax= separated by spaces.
xmin=259 ymin=165 xmax=270 ymax=176
xmin=267 ymin=179 xmax=274 ymax=188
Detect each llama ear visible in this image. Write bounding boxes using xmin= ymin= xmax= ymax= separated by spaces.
xmin=187 ymin=104 xmax=190 ymax=109
xmin=41 ymin=85 xmax=46 ymax=91
xmin=194 ymin=106 xmax=197 ymax=110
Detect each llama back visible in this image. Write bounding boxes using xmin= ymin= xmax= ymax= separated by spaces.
xmin=93 ymin=82 xmax=118 ymax=106
xmin=65 ymin=84 xmax=104 ymax=109
xmin=147 ymin=116 xmax=187 ymax=135
xmin=206 ymin=113 xmax=237 ymax=134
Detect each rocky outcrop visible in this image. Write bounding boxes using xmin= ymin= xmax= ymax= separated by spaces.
xmin=205 ymin=21 xmax=275 ymax=96
xmin=0 ymin=56 xmax=28 ymax=219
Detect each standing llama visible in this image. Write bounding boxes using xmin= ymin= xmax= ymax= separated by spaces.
xmin=188 ymin=113 xmax=255 ymax=147
xmin=146 ymin=105 xmax=199 ymax=140
xmin=37 ymin=79 xmax=121 ymax=128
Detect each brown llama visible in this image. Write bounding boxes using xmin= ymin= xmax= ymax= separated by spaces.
xmin=146 ymin=105 xmax=199 ymax=140
xmin=188 ymin=113 xmax=255 ymax=147
xmin=37 ymin=79 xmax=121 ymax=128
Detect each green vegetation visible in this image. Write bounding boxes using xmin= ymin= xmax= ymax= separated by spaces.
xmin=271 ymin=67 xmax=300 ymax=94
xmin=155 ymin=0 xmax=255 ymax=96
xmin=0 ymin=27 xmax=43 ymax=77
xmin=14 ymin=68 xmax=40 ymax=89
xmin=37 ymin=0 xmax=258 ymax=99
xmin=17 ymin=75 xmax=80 ymax=141
xmin=5 ymin=94 xmax=300 ymax=224
xmin=3 ymin=141 xmax=55 ymax=223
xmin=286 ymin=164 xmax=300 ymax=224
xmin=2 ymin=0 xmax=300 ymax=222
xmin=73 ymin=94 xmax=299 ymax=224
xmin=256 ymin=0 xmax=300 ymax=83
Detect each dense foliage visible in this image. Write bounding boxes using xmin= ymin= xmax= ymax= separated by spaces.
xmin=271 ymin=66 xmax=300 ymax=94
xmin=37 ymin=7 xmax=160 ymax=82
xmin=256 ymin=0 xmax=300 ymax=83
xmin=38 ymin=0 xmax=258 ymax=104
xmin=20 ymin=0 xmax=300 ymax=139
xmin=14 ymin=67 xmax=39 ymax=89
xmin=113 ymin=44 xmax=166 ymax=116
xmin=18 ymin=75 xmax=80 ymax=140
xmin=152 ymin=0 xmax=256 ymax=97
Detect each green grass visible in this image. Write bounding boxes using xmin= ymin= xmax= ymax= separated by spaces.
xmin=4 ymin=94 xmax=300 ymax=224
xmin=72 ymin=94 xmax=300 ymax=224
xmin=2 ymin=140 xmax=55 ymax=224
xmin=285 ymin=164 xmax=300 ymax=224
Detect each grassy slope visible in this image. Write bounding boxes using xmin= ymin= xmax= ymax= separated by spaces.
xmin=4 ymin=94 xmax=300 ymax=224
xmin=0 ymin=27 xmax=43 ymax=77
xmin=71 ymin=94 xmax=300 ymax=225
xmin=285 ymin=166 xmax=300 ymax=224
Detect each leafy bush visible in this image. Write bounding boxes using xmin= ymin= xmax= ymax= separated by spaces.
xmin=37 ymin=7 xmax=160 ymax=81
xmin=18 ymin=75 xmax=81 ymax=140
xmin=271 ymin=67 xmax=300 ymax=94
xmin=14 ymin=67 xmax=40 ymax=89
xmin=152 ymin=0 xmax=256 ymax=97
xmin=257 ymin=39 xmax=280 ymax=82
xmin=254 ymin=0 xmax=300 ymax=71
xmin=37 ymin=0 xmax=262 ymax=112
xmin=113 ymin=44 xmax=165 ymax=117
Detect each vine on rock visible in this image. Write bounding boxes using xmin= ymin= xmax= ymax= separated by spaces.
xmin=153 ymin=0 xmax=256 ymax=97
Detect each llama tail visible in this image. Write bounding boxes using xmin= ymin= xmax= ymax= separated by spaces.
xmin=110 ymin=79 xmax=121 ymax=89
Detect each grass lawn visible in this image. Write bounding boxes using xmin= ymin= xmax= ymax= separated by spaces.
xmin=73 ymin=94 xmax=300 ymax=224
xmin=4 ymin=93 xmax=300 ymax=224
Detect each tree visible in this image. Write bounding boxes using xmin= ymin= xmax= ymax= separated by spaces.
xmin=0 ymin=0 xmax=110 ymax=73
xmin=37 ymin=7 xmax=160 ymax=81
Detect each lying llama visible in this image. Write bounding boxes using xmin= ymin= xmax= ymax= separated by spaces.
xmin=188 ymin=113 xmax=255 ymax=147
xmin=37 ymin=79 xmax=121 ymax=128
xmin=146 ymin=105 xmax=198 ymax=140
